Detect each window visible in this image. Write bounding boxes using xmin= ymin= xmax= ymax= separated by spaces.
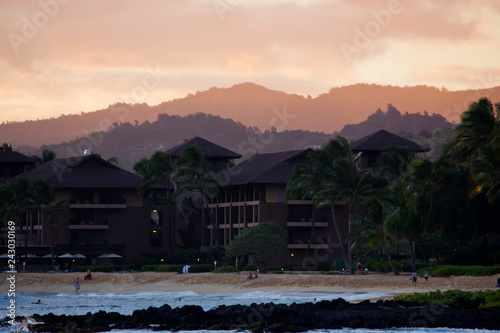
xmin=151 ymin=230 xmax=162 ymax=246
xmin=150 ymin=209 xmax=161 ymax=226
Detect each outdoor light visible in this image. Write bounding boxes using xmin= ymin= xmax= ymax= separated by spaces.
xmin=197 ymin=258 xmax=200 ymax=261
xmin=153 ymin=230 xmax=157 ymax=233
xmin=290 ymin=253 xmax=294 ymax=257
xmin=161 ymin=259 xmax=164 ymax=262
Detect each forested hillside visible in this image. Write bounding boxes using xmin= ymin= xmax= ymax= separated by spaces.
xmin=3 ymin=83 xmax=498 ymax=148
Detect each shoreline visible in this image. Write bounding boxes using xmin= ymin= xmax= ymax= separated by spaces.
xmin=2 ymin=271 xmax=499 ymax=299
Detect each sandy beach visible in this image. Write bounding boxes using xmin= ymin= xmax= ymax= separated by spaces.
xmin=1 ymin=271 xmax=499 ymax=299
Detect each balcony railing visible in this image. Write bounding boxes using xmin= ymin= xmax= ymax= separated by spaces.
xmin=287 ymin=243 xmax=329 ymax=249
xmin=286 ymin=221 xmax=328 ymax=227
xmin=69 ymin=218 xmax=109 ymax=230
xmin=69 ymin=198 xmax=126 ymax=209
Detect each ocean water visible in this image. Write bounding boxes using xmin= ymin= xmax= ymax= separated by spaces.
xmin=1 ymin=291 xmax=499 ymax=332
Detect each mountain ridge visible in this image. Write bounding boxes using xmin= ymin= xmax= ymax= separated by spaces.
xmin=2 ymin=82 xmax=499 ymax=148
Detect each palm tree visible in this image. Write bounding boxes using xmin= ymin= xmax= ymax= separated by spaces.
xmin=31 ymin=149 xmax=57 ymax=167
xmin=0 ymin=143 xmax=12 ymax=151
xmin=172 ymin=146 xmax=229 ymax=259
xmin=286 ymin=137 xmax=371 ymax=273
xmin=316 ymin=139 xmax=372 ymax=272
xmin=31 ymin=179 xmax=71 ymax=270
xmin=444 ymin=98 xmax=499 ymax=166
xmin=133 ymin=151 xmax=174 ymax=252
xmin=384 ymin=184 xmax=421 ymax=271
xmin=350 ymin=195 xmax=399 ymax=274
xmin=287 ymin=163 xmax=320 ymax=260
xmin=372 ymin=146 xmax=413 ymax=185
xmin=0 ymin=178 xmax=35 ymax=265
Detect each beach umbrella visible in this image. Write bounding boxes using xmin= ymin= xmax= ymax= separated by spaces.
xmin=41 ymin=254 xmax=55 ymax=258
xmin=106 ymin=253 xmax=122 ymax=258
xmin=73 ymin=253 xmax=86 ymax=259
xmin=58 ymin=253 xmax=74 ymax=258
xmin=0 ymin=254 xmax=10 ymax=258
xmin=97 ymin=253 xmax=110 ymax=259
xmin=26 ymin=254 xmax=39 ymax=258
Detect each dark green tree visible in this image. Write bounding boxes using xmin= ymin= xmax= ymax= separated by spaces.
xmin=287 ymin=137 xmax=371 ymax=273
xmin=133 ymin=151 xmax=174 ymax=252
xmin=173 ymin=146 xmax=230 ymax=259
xmin=225 ymin=223 xmax=288 ymax=273
xmin=31 ymin=149 xmax=56 ymax=167
xmin=350 ymin=195 xmax=399 ymax=274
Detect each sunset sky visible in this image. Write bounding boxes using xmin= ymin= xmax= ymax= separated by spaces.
xmin=1 ymin=0 xmax=499 ymax=123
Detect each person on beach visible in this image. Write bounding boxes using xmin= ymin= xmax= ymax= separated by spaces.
xmin=411 ymin=272 xmax=418 ymax=286
xmin=356 ymin=262 xmax=362 ymax=275
xmin=424 ymin=270 xmax=429 ymax=283
xmin=496 ymin=278 xmax=500 ymax=288
xmin=32 ymin=299 xmax=41 ymax=304
xmin=248 ymin=272 xmax=253 ymax=280
xmin=85 ymin=268 xmax=92 ymax=280
xmin=74 ymin=277 xmax=80 ymax=293
xmin=254 ymin=272 xmax=259 ymax=279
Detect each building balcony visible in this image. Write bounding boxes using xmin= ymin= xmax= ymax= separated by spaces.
xmin=69 ymin=198 xmax=126 ymax=209
xmin=286 ymin=221 xmax=328 ymax=227
xmin=286 ymin=200 xmax=313 ymax=205
xmin=69 ymin=219 xmax=109 ymax=230
xmin=287 ymin=243 xmax=329 ymax=249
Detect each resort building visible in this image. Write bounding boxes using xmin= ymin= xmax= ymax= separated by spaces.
xmin=207 ymin=149 xmax=349 ymax=268
xmin=0 ymin=130 xmax=428 ymax=269
xmin=350 ymin=129 xmax=430 ymax=169
xmin=0 ymin=149 xmax=34 ymax=180
xmin=4 ymin=153 xmax=150 ymax=267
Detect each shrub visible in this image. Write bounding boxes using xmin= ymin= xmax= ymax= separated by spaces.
xmin=334 ymin=259 xmax=345 ymax=271
xmin=167 ymin=249 xmax=202 ymax=264
xmin=394 ymin=290 xmax=500 ymax=309
xmin=213 ymin=266 xmax=237 ymax=273
xmin=241 ymin=264 xmax=257 ymax=271
xmin=417 ymin=265 xmax=500 ymax=277
xmin=316 ymin=261 xmax=332 ymax=271
xmin=130 ymin=257 xmax=155 ymax=271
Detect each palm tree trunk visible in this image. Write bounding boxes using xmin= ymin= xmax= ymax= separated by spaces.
xmin=49 ymin=213 xmax=55 ymax=271
xmin=409 ymin=239 xmax=417 ymax=271
xmin=330 ymin=204 xmax=349 ymax=272
xmin=205 ymin=204 xmax=221 ymax=262
xmin=305 ymin=202 xmax=316 ymax=259
xmin=346 ymin=202 xmax=354 ymax=274
xmin=24 ymin=211 xmax=29 ymax=265
xmin=386 ymin=245 xmax=399 ymax=275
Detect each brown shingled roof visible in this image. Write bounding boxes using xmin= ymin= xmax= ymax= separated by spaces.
xmin=349 ymin=129 xmax=429 ymax=152
xmin=227 ymin=149 xmax=312 ymax=185
xmin=11 ymin=154 xmax=142 ymax=188
xmin=0 ymin=151 xmax=34 ymax=164
xmin=167 ymin=136 xmax=242 ymax=159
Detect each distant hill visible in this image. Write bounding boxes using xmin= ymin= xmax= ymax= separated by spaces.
xmin=339 ymin=104 xmax=454 ymax=140
xmin=32 ymin=113 xmax=335 ymax=170
xmin=22 ymin=107 xmax=454 ymax=171
xmin=2 ymin=82 xmax=499 ymax=148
